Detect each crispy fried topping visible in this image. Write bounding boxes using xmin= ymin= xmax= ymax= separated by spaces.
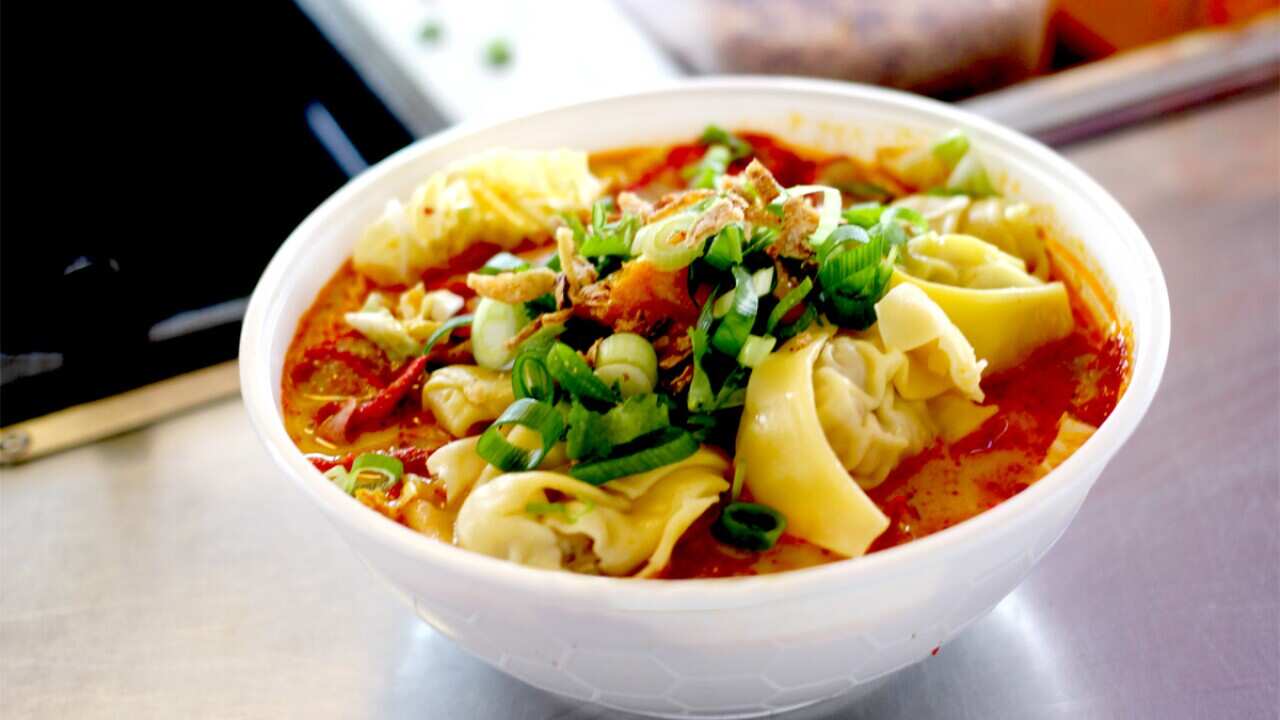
xmin=504 ymin=309 xmax=573 ymax=350
xmin=744 ymin=159 xmax=784 ymax=203
xmin=465 ymin=268 xmax=557 ymax=304
xmin=556 ymin=227 xmax=598 ymax=305
xmin=772 ymin=194 xmax=820 ymax=261
xmin=617 ymin=191 xmax=655 ymax=221
xmin=687 ymin=197 xmax=745 ymax=247
xmin=650 ymin=188 xmax=716 ymax=223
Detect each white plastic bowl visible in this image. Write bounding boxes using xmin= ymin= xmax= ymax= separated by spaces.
xmin=240 ymin=78 xmax=1169 ymax=718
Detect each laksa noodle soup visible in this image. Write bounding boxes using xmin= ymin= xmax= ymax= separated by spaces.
xmin=282 ymin=127 xmax=1130 ymax=579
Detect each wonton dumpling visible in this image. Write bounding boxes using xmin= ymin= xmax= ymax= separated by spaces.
xmin=900 ymin=233 xmax=1040 ymax=289
xmin=454 ymin=451 xmax=729 ymax=577
xmin=812 ymin=336 xmax=935 ymax=488
xmin=354 ymin=149 xmax=602 ymax=285
xmin=892 ymin=194 xmax=1049 ymax=279
xmin=890 ymin=271 xmax=1073 ymax=375
xmin=421 ymin=365 xmax=515 ymax=437
xmin=429 ymin=427 xmax=569 ymax=508
xmin=426 ymin=436 xmax=487 ymax=508
xmin=875 ymin=283 xmax=986 ymax=403
xmin=737 ymin=328 xmax=890 ymax=557
xmin=455 ymin=471 xmax=625 ymax=571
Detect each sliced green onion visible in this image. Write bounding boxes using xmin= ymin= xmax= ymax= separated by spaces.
xmin=327 ymin=453 xmax=405 ymax=496
xmin=324 ymin=466 xmax=357 ymax=495
xmin=634 ymin=210 xmax=702 ymax=270
xmin=881 ymin=205 xmax=929 ymax=232
xmin=819 ymin=236 xmax=887 ymax=293
xmin=750 ymin=266 xmax=774 ymax=297
xmin=712 ymin=290 xmax=735 ymax=319
xmin=512 ymin=353 xmax=555 ymax=402
xmin=594 ymin=363 xmax=653 ymax=397
xmin=580 ymin=202 xmax=638 ymax=259
xmin=699 ymin=125 xmax=752 ymax=159
xmin=704 ymin=224 xmax=744 ymax=270
xmin=352 ymin=453 xmax=404 ymax=487
xmin=737 ymin=334 xmax=777 ymax=368
xmin=743 ymin=226 xmax=777 ymax=256
xmin=476 ymin=398 xmax=563 ymax=471
xmin=765 ymin=277 xmax=813 ymax=334
xmin=868 ymin=217 xmax=909 ymax=249
xmin=471 ymin=298 xmax=528 ymax=369
xmin=931 ymin=129 xmax=971 ymax=168
xmin=687 ymin=327 xmax=714 ymax=412
xmin=782 ymin=185 xmax=842 ymax=246
xmin=421 ymin=313 xmax=474 ymax=356
xmin=945 ymin=152 xmax=998 ymax=197
xmin=562 ymin=212 xmax=587 ymax=244
xmin=713 ymin=366 xmax=749 ymax=409
xmin=696 ymin=284 xmax=718 ymax=332
xmin=569 ymin=428 xmax=699 ymax=485
xmin=547 ymin=342 xmax=618 ymax=404
xmin=775 ymin=304 xmax=818 ymax=342
xmin=710 ymin=265 xmax=759 ymax=357
xmin=818 ymin=236 xmax=895 ymax=330
xmin=842 ymin=202 xmax=885 ymax=229
xmin=513 ymin=322 xmax=566 ymax=361
xmin=591 ymin=197 xmax=610 ymax=234
xmin=713 ymin=501 xmax=787 ymax=551
xmin=686 ymin=145 xmax=732 ymax=189
xmin=596 ymin=333 xmax=658 ymax=388
xmin=477 ymin=252 xmax=529 ymax=275
xmin=835 ymin=181 xmax=890 ymax=200
xmin=817 ymin=224 xmax=871 ymax=263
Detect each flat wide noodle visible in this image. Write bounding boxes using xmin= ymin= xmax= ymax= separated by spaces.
xmin=890 ymin=270 xmax=1073 ymax=375
xmin=737 ymin=328 xmax=889 ymax=557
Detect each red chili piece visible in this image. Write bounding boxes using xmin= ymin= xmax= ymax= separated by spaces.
xmin=345 ymin=356 xmax=429 ymax=439
xmin=308 ymin=445 xmax=432 ymax=477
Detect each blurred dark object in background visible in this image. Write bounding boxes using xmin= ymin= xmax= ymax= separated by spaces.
xmin=1055 ymin=0 xmax=1279 ymax=61
xmin=618 ymin=0 xmax=1053 ymax=100
xmin=619 ymin=0 xmax=1278 ymax=100
xmin=0 ymin=2 xmax=412 ymax=425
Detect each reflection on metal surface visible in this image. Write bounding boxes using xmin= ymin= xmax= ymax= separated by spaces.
xmin=961 ymin=14 xmax=1280 ymax=145
xmin=0 ymin=352 xmax=65 ymax=385
xmin=147 ymin=297 xmax=251 ymax=343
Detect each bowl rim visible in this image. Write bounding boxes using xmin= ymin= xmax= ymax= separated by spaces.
xmin=239 ymin=76 xmax=1170 ymax=608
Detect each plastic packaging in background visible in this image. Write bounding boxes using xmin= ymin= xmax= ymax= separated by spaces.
xmin=617 ymin=0 xmax=1052 ymax=98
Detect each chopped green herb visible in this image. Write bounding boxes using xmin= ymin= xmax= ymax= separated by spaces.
xmin=419 ymin=21 xmax=443 ymax=43
xmin=484 ymin=38 xmax=512 ymax=68
xmin=713 ymin=501 xmax=786 ymax=551
xmin=698 ymin=125 xmax=752 ymax=159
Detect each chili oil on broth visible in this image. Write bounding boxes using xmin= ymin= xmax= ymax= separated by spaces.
xmin=279 ymin=133 xmax=1130 ymax=579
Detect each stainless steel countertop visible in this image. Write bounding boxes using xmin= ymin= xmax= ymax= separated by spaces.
xmin=2 ymin=90 xmax=1277 ymax=719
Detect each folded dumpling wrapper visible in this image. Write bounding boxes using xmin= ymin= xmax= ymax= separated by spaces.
xmin=454 ymin=448 xmax=729 ymax=577
xmin=737 ymin=327 xmax=890 ymax=558
xmin=891 ymin=270 xmax=1072 ymax=374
